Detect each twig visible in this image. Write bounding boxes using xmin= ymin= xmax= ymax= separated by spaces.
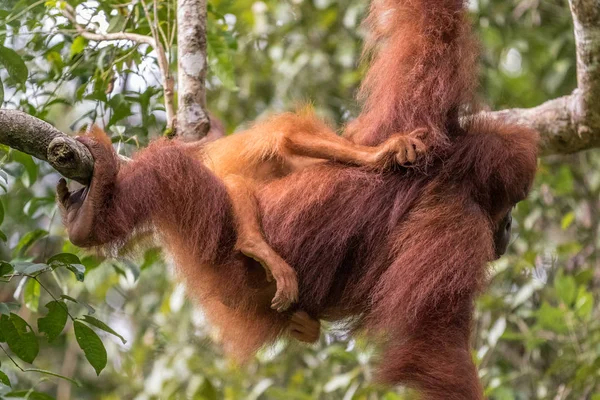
xmin=0 ymin=345 xmax=81 ymax=386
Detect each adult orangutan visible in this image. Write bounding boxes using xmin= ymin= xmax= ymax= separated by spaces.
xmin=57 ymin=0 xmax=538 ymax=398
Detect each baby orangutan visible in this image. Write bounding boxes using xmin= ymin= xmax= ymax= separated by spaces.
xmin=58 ymin=111 xmax=426 ymax=315
xmin=185 ymin=112 xmax=426 ymax=312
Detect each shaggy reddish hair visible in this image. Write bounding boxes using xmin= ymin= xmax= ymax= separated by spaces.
xmin=65 ymin=0 xmax=538 ymax=398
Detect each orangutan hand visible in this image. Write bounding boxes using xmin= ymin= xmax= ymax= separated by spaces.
xmin=56 ymin=128 xmax=119 ymax=247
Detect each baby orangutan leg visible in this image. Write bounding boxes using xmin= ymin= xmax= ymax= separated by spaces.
xmin=283 ymin=127 xmax=428 ymax=169
xmin=223 ymin=175 xmax=298 ymax=312
xmin=289 ymin=311 xmax=321 ymax=343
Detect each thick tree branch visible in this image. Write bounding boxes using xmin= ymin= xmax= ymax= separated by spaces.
xmin=489 ymin=0 xmax=600 ymax=155
xmin=0 ymin=110 xmax=93 ymax=184
xmin=177 ymin=0 xmax=211 ymax=141
xmin=0 ymin=0 xmax=597 ymax=180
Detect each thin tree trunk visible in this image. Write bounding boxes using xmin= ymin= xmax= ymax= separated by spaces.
xmin=176 ymin=0 xmax=211 ymax=141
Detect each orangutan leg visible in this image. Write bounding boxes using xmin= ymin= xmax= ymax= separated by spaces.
xmin=283 ymin=127 xmax=428 ymax=168
xmin=223 ymin=175 xmax=298 ymax=312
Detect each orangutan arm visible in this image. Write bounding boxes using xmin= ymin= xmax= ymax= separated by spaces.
xmin=57 ymin=127 xmax=235 ymax=265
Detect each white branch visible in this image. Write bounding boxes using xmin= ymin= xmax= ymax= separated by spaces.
xmin=489 ymin=0 xmax=600 ymax=155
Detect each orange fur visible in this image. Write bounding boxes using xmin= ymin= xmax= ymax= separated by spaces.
xmin=57 ymin=0 xmax=540 ymax=397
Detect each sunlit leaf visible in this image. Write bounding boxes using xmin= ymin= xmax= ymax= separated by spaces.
xmin=70 ymin=36 xmax=87 ymax=57
xmin=23 ymin=279 xmax=40 ymax=312
xmin=574 ymin=287 xmax=594 ymax=320
xmin=560 ymin=212 xmax=574 ymax=230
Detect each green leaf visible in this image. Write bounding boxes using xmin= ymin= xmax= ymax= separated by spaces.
xmin=0 ymin=45 xmax=28 ymax=84
xmin=74 ymin=321 xmax=107 ymax=375
xmin=11 ymin=151 xmax=37 ymax=187
xmin=553 ymin=165 xmax=574 ymax=195
xmin=48 ymin=253 xmax=85 ymax=282
xmin=23 ymin=279 xmax=40 ymax=312
xmin=13 ymin=229 xmax=48 ymax=258
xmin=70 ymin=36 xmax=87 ymax=57
xmin=60 ymin=295 xmax=78 ymax=303
xmin=0 ymin=303 xmax=10 ymax=316
xmin=207 ymin=28 xmax=238 ymax=91
xmin=0 ymin=313 xmax=39 ymax=363
xmin=12 ymin=262 xmax=48 ymax=275
xmin=0 ymin=370 xmax=11 ymax=387
xmin=536 ymin=302 xmax=568 ymax=334
xmin=81 ymin=315 xmax=126 ymax=344
xmin=4 ymin=390 xmax=55 ymax=400
xmin=0 ymin=230 xmax=6 ymax=242
xmin=106 ymin=14 xmax=127 ymax=33
xmin=575 ymin=287 xmax=594 ymax=320
xmin=38 ymin=301 xmax=68 ymax=342
xmin=0 ymin=169 xmax=7 ymax=193
xmin=560 ymin=212 xmax=574 ymax=230
xmin=0 ymin=74 xmax=4 ymax=105
xmin=554 ymin=271 xmax=576 ymax=307
xmin=0 ymin=261 xmax=13 ymax=276
xmin=0 ymin=199 xmax=4 ymax=226
xmin=48 ymin=253 xmax=81 ymax=265
xmin=0 ymin=303 xmax=20 ymax=316
xmin=141 ymin=248 xmax=162 ymax=271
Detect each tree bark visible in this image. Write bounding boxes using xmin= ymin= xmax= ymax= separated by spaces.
xmin=0 ymin=110 xmax=93 ymax=184
xmin=176 ymin=0 xmax=211 ymax=141
xmin=488 ymin=0 xmax=600 ymax=155
xmin=0 ymin=0 xmax=598 ymax=173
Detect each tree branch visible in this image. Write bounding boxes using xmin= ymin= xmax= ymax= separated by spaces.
xmin=140 ymin=0 xmax=176 ymax=130
xmin=62 ymin=4 xmax=176 ymax=130
xmin=0 ymin=0 xmax=597 ymax=181
xmin=0 ymin=110 xmax=93 ymax=184
xmin=488 ymin=0 xmax=600 ymax=155
xmin=176 ymin=0 xmax=211 ymax=141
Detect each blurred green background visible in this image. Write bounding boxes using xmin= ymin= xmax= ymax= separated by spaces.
xmin=0 ymin=0 xmax=599 ymax=399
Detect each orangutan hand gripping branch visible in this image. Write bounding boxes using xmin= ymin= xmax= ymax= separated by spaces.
xmin=57 ymin=0 xmax=538 ymax=398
